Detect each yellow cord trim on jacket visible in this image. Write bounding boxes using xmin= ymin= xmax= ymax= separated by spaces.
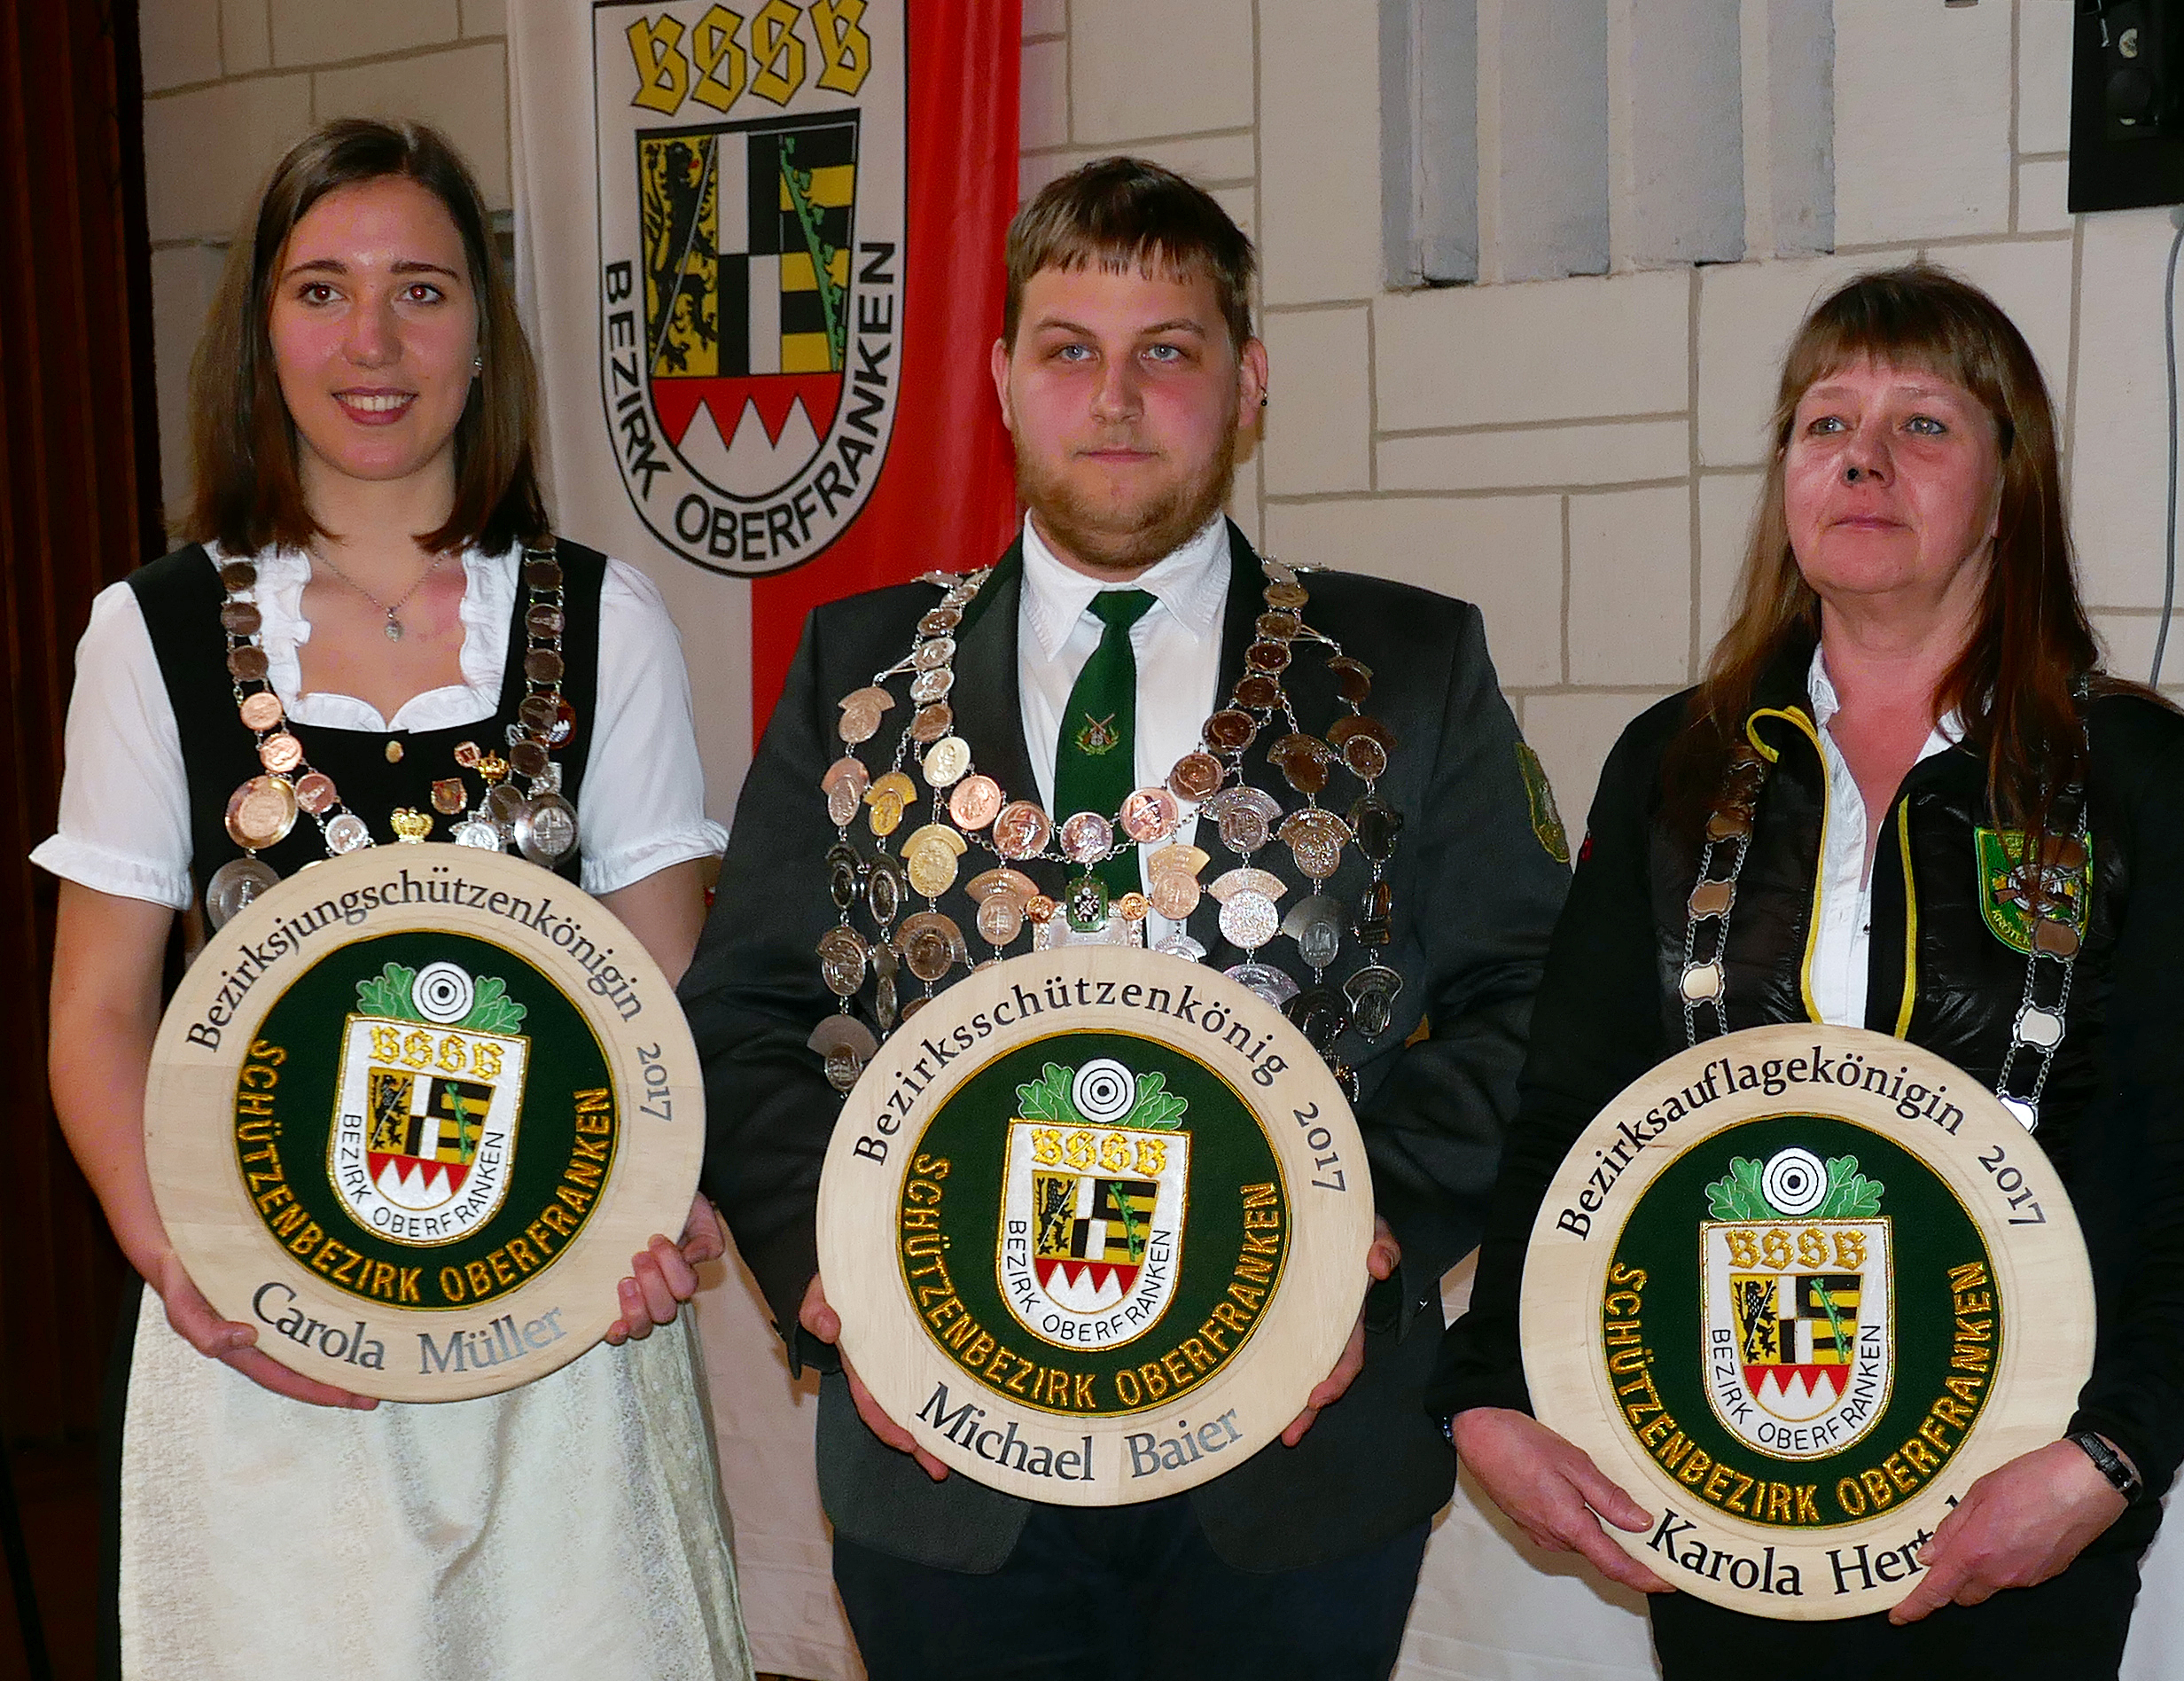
xmin=1894 ymin=800 xmax=1917 ymax=1038
xmin=1747 ymin=708 xmax=1827 ymax=1025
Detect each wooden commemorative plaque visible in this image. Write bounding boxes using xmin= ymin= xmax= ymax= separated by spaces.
xmin=1522 ymin=1024 xmax=2094 ymax=1619
xmin=145 ymin=843 xmax=704 ymax=1402
xmin=818 ymin=945 xmax=1373 ymax=1505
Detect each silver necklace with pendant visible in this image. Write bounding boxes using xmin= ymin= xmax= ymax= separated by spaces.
xmin=311 ymin=545 xmax=449 ymax=641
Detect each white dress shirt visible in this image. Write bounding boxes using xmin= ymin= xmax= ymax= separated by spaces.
xmin=32 ymin=543 xmax=728 ymax=907
xmin=1017 ymin=512 xmax=1230 ymax=942
xmin=1804 ymin=644 xmax=1963 ymax=1028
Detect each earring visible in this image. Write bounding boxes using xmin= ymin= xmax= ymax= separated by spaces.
xmin=472 ymin=354 xmax=484 ymax=374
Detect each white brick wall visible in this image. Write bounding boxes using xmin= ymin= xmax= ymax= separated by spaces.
xmin=136 ymin=1 xmax=2184 ymax=823
xmin=1016 ymin=0 xmax=2184 ymax=827
xmin=139 ymin=0 xmax=511 ymax=531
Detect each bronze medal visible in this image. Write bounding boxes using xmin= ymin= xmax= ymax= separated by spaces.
xmin=523 ymin=648 xmax=566 ymax=684
xmin=431 ymin=778 xmax=468 ymax=816
xmin=948 ymin=774 xmax=1002 ymax=831
xmin=220 ymin=600 xmax=262 ymax=637
xmin=507 ymin=740 xmax=550 ymax=780
xmin=257 ymin=732 xmax=304 ymax=774
xmin=238 ymin=692 xmax=284 ymax=731
xmin=218 ymin=560 xmax=258 ymax=591
xmin=1114 ymin=891 xmax=1150 ymax=924
xmin=1168 ymin=752 xmax=1224 ymax=802
xmin=918 ymin=606 xmax=962 ymax=637
xmin=991 ymin=801 xmax=1052 ymax=861
xmin=224 ymin=776 xmax=297 ymax=849
xmin=838 ymin=686 xmax=893 ymax=744
xmin=1148 ymin=872 xmax=1200 ymax=920
xmin=1119 ymin=787 xmax=1182 ymax=844
xmin=810 ymin=1015 xmax=879 ymax=1094
xmin=526 ymin=602 xmax=565 ymax=637
xmin=1327 ymin=656 xmax=1374 ymax=706
xmin=294 ymin=772 xmax=339 ymax=816
xmin=227 ymin=646 xmax=269 ymax=683
xmin=1263 ymin=581 xmax=1307 ymax=610
xmin=910 ymin=702 xmax=954 ymax=744
xmin=1204 ymin=709 xmax=1257 ymax=753
xmin=964 ymin=867 xmax=1038 ymax=905
xmin=1234 ymin=673 xmax=1281 ymax=711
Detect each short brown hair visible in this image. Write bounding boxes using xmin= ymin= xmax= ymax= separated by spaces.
xmin=1689 ymin=264 xmax=2103 ymax=853
xmin=188 ymin=118 xmax=549 ymax=557
xmin=1003 ymin=157 xmax=1256 ymax=354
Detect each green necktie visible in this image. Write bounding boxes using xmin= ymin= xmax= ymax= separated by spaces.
xmin=1054 ymin=589 xmax=1157 ymax=903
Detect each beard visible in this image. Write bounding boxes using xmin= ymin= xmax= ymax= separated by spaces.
xmin=1015 ymin=413 xmax=1239 ymax=576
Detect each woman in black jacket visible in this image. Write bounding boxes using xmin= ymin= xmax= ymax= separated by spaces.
xmin=1431 ymin=266 xmax=2184 ymax=1679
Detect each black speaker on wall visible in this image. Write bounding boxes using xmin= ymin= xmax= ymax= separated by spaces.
xmin=2072 ymin=0 xmax=2184 ymax=210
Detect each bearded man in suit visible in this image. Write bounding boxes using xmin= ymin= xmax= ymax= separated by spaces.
xmin=679 ymin=156 xmax=1572 ymax=1681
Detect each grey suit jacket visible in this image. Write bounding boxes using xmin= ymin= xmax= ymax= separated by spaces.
xmin=680 ymin=522 xmax=1571 ymax=1571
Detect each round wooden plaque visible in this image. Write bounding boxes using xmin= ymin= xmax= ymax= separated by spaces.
xmin=144 ymin=843 xmax=705 ymax=1401
xmin=1521 ymin=1024 xmax=2093 ymax=1619
xmin=818 ymin=945 xmax=1373 ymax=1505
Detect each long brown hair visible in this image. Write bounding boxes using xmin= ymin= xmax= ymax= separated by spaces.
xmin=187 ymin=118 xmax=549 ymax=557
xmin=1682 ymin=265 xmax=2099 ymax=847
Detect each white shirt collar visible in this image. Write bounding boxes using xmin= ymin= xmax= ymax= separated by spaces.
xmin=1806 ymin=642 xmax=1967 ymax=748
xmin=1018 ymin=512 xmax=1231 ymax=660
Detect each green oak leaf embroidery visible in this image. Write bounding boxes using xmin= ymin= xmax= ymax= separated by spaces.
xmin=1015 ymin=1063 xmax=1084 ymax=1125
xmin=1814 ymin=1155 xmax=1884 ymax=1218
xmin=1122 ymin=1069 xmax=1188 ymax=1131
xmin=355 ymin=963 xmax=419 ymax=1020
xmin=460 ymin=974 xmax=526 ymax=1035
xmin=1704 ymin=1156 xmax=1774 ymax=1222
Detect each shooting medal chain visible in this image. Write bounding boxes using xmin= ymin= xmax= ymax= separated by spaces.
xmin=1678 ymin=724 xmax=2090 ymax=1130
xmin=204 ymin=545 xmax=581 ymax=930
xmin=811 ymin=558 xmax=1407 ymax=1096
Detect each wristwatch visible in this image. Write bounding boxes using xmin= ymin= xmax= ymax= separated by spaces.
xmin=2067 ymin=1431 xmax=2143 ymax=1503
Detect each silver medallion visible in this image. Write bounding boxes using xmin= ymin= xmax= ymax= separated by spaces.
xmin=1224 ymin=960 xmax=1300 ymax=1007
xmin=1217 ymin=890 xmax=1280 ymax=950
xmin=1281 ymin=893 xmax=1345 ymax=970
xmin=204 ymin=857 xmax=280 ymax=930
xmin=452 ymin=817 xmax=504 ymax=850
xmin=515 ymin=792 xmax=580 ymax=866
xmin=324 ymin=812 xmax=372 ymax=854
xmin=1156 ymin=931 xmax=1208 ymax=963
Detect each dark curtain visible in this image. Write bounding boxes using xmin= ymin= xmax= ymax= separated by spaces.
xmin=1 ymin=0 xmax=160 ymax=1449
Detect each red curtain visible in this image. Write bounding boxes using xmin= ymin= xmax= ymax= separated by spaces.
xmin=746 ymin=0 xmax=1022 ymax=734
xmin=0 ymin=0 xmax=159 ymax=1447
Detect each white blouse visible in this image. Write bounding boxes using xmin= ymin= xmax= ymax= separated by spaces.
xmin=31 ymin=543 xmax=727 ymax=908
xmin=1804 ymin=644 xmax=1962 ymax=1028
